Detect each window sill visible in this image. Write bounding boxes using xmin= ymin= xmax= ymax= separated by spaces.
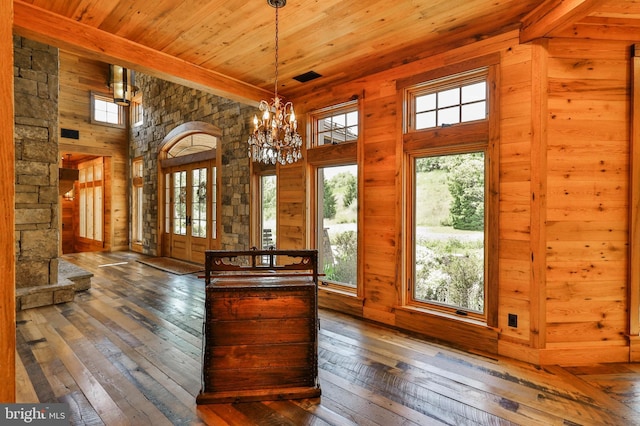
xmin=395 ymin=304 xmax=492 ymax=330
xmin=318 ymin=285 xmax=358 ymax=298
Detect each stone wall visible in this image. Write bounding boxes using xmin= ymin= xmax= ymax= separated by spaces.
xmin=130 ymin=74 xmax=254 ymax=254
xmin=13 ymin=35 xmax=60 ymax=291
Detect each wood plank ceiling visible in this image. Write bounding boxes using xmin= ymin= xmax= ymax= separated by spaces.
xmin=12 ymin=0 xmax=640 ymax=104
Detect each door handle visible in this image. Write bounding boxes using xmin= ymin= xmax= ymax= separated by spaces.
xmin=186 ymin=216 xmax=191 ymax=226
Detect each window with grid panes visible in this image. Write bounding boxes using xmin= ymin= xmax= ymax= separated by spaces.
xmin=402 ymin=63 xmax=497 ymax=324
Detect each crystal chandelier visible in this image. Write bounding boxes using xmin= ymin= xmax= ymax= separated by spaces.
xmin=248 ymin=0 xmax=303 ymax=165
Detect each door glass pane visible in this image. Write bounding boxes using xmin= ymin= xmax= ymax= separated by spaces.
xmin=79 ymin=188 xmax=86 ymax=238
xmin=77 ymin=160 xmax=104 ymax=243
xmin=132 ymin=159 xmax=143 ymax=244
xmin=173 ymin=171 xmax=187 ymax=236
xmin=317 ymin=165 xmax=358 ymax=288
xmin=135 ymin=186 xmax=143 ymax=242
xmin=87 ymin=188 xmax=94 ymax=239
xmin=192 ymin=167 xmax=207 ymax=238
xmin=94 ymin=163 xmax=102 ymax=180
xmin=165 ymin=173 xmax=170 ymax=233
xmin=413 ymin=152 xmax=485 ymax=313
xmin=94 ymin=185 xmax=103 ymax=241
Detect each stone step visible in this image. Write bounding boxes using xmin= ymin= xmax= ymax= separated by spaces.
xmin=59 ymin=258 xmax=93 ymax=291
xmin=15 ymin=258 xmax=94 ymax=310
xmin=16 ymin=279 xmax=76 ymax=310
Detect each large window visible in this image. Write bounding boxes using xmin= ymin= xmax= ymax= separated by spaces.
xmin=317 ymin=164 xmax=358 ymax=289
xmin=403 ymin=61 xmax=497 ymax=322
xmin=132 ymin=158 xmax=144 ymax=248
xmin=130 ymin=92 xmax=143 ymax=127
xmin=309 ymin=100 xmax=360 ymax=292
xmin=411 ymin=151 xmax=485 ymax=314
xmin=260 ymin=174 xmax=277 ymax=249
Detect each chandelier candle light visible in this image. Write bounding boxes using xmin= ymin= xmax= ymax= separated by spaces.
xmin=248 ymin=0 xmax=303 ymax=165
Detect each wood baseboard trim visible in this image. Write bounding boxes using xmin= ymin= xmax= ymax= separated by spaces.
xmin=499 ymin=341 xmax=630 ymax=366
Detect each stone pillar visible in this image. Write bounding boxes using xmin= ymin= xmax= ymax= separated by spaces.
xmin=13 ymin=36 xmax=73 ymax=309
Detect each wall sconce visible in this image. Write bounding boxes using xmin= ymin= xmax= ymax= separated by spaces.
xmin=110 ymin=65 xmax=137 ymax=106
xmin=60 ymin=154 xmax=78 ymax=201
xmin=64 ymin=188 xmax=75 ymax=201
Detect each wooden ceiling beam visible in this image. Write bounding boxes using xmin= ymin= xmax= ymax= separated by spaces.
xmin=0 ymin=0 xmax=16 ymax=403
xmin=519 ymin=0 xmax=603 ymax=44
xmin=12 ymin=0 xmax=269 ymax=105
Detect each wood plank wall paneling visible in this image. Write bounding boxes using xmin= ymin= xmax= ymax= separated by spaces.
xmin=61 ymin=199 xmax=74 ymax=253
xmin=632 ymin=44 xmax=640 ymax=359
xmin=277 ymin=163 xmax=306 ymax=249
xmin=290 ymin=32 xmax=522 ymax=354
xmin=499 ymin=39 xmax=534 ymax=311
xmin=289 ymin=27 xmax=636 ymax=363
xmin=529 ymin=39 xmax=549 ymax=352
xmin=361 ymin=94 xmax=400 ymax=316
xmin=0 ymin=0 xmax=15 ymax=402
xmin=59 ymin=51 xmax=129 ymax=251
xmin=112 ymin=156 xmax=129 ymax=250
xmin=545 ymin=38 xmax=630 ymax=349
xmin=104 ymin=156 xmax=113 ymax=249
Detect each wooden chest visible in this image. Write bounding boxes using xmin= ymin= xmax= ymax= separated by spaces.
xmin=197 ymin=250 xmax=321 ymax=404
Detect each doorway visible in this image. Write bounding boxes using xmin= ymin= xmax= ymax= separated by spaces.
xmin=159 ymin=126 xmax=220 ymax=264
xmin=165 ymin=161 xmax=216 ymax=264
xmin=61 ymin=155 xmax=110 ymax=254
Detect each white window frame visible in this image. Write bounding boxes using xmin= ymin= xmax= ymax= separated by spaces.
xmin=91 ymin=92 xmax=126 ymax=128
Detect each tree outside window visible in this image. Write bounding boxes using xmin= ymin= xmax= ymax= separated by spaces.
xmin=413 ymin=152 xmax=485 ymax=313
xmin=317 ymin=165 xmax=358 ymax=288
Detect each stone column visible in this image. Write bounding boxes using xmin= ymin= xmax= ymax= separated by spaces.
xmin=14 ymin=36 xmax=73 ymax=309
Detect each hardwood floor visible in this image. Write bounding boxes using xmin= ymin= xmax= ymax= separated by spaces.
xmin=14 ymin=251 xmax=640 ymax=425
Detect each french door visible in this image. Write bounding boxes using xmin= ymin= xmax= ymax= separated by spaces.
xmin=164 ymin=160 xmax=217 ymax=264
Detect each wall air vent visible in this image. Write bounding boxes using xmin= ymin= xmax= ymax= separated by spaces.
xmin=293 ymin=71 xmax=322 ymax=83
xmin=61 ymin=128 xmax=80 ymax=139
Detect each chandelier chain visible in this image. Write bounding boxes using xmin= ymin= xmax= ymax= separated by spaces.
xmin=247 ymin=0 xmax=302 ymax=165
xmin=274 ymin=4 xmax=279 ymax=99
